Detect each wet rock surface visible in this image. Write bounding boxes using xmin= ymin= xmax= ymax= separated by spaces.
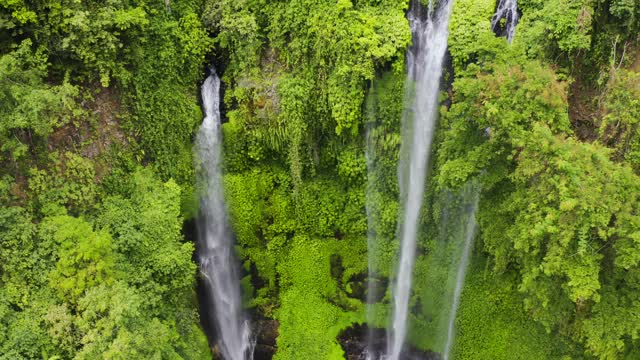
xmin=253 ymin=318 xmax=279 ymax=360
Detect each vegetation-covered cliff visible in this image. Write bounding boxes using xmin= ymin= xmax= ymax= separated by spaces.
xmin=1 ymin=0 xmax=639 ymax=359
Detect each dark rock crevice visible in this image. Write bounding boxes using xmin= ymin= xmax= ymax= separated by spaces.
xmin=338 ymin=323 xmax=441 ymax=360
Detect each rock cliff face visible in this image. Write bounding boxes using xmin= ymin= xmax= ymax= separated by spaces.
xmin=253 ymin=318 xmax=279 ymax=360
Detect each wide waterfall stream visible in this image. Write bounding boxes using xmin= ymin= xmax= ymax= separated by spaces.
xmin=387 ymin=1 xmax=455 ymax=359
xmin=196 ymin=68 xmax=253 ymax=360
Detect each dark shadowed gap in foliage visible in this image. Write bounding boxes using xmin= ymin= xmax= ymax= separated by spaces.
xmin=249 ymin=262 xmax=267 ymax=292
xmin=338 ymin=324 xmax=441 ymax=360
xmin=331 ymin=254 xmax=345 ymax=281
xmin=366 ymin=276 xmax=389 ymax=304
xmin=441 ymin=49 xmax=454 ymax=110
xmin=331 ymin=256 xmax=382 ymax=302
xmin=345 ymin=273 xmax=368 ymax=301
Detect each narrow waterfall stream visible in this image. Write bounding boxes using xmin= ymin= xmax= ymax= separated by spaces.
xmin=442 ymin=186 xmax=479 ymax=360
xmin=365 ymin=124 xmax=378 ymax=360
xmin=196 ymin=68 xmax=253 ymax=360
xmin=388 ymin=1 xmax=454 ymax=359
xmin=491 ymin=0 xmax=519 ymax=43
xmin=439 ymin=3 xmax=521 ymax=354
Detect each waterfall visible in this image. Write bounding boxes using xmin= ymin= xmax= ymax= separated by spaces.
xmin=195 ymin=68 xmax=253 ymax=360
xmin=442 ymin=186 xmax=479 ymax=360
xmin=365 ymin=82 xmax=387 ymax=359
xmin=491 ymin=0 xmax=519 ymax=43
xmin=365 ymin=124 xmax=378 ymax=360
xmin=387 ymin=1 xmax=454 ymax=359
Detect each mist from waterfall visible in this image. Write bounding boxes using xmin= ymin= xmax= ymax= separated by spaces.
xmin=195 ymin=68 xmax=253 ymax=360
xmin=387 ymin=1 xmax=455 ymax=359
xmin=491 ymin=0 xmax=519 ymax=43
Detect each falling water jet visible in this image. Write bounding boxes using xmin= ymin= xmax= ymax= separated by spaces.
xmin=491 ymin=0 xmax=519 ymax=43
xmin=365 ymin=124 xmax=378 ymax=360
xmin=388 ymin=1 xmax=455 ymax=359
xmin=442 ymin=185 xmax=479 ymax=360
xmin=364 ymin=81 xmax=386 ymax=360
xmin=195 ymin=68 xmax=254 ymax=360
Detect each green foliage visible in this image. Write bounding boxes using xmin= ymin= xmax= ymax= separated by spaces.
xmin=1 ymin=0 xmax=212 ymax=184
xmin=223 ymin=167 xmax=286 ymax=304
xmin=439 ymin=49 xmax=640 ymax=355
xmin=42 ymin=215 xmax=114 ymax=303
xmin=97 ymin=169 xmax=197 ymax=310
xmin=125 ymin=9 xmax=212 ymax=183
xmin=0 ymin=0 xmax=36 ymax=27
xmin=203 ymin=0 xmax=263 ymax=72
xmin=208 ymin=0 xmax=410 ymax=184
xmin=0 ymin=289 xmax=57 ymax=359
xmin=1 ymin=0 xmax=212 ymax=358
xmin=481 ymin=125 xmax=640 ymax=357
xmin=581 ymin=285 xmax=640 ymax=359
xmin=220 ymin=53 xmax=407 ymax=357
xmin=28 ymin=152 xmax=97 ymax=215
xmin=518 ymin=0 xmax=593 ymax=62
xmin=278 ymin=74 xmax=311 ymax=187
xmin=0 ymin=205 xmax=37 ymax=307
xmin=56 ymin=4 xmax=149 ymax=87
xmin=451 ymin=260 xmax=577 ymax=359
xmin=71 ymin=283 xmax=184 ymax=359
xmin=274 ymin=236 xmax=360 ymax=360
xmin=448 ymin=0 xmax=506 ymax=73
xmin=219 ymin=1 xmax=640 ymax=358
xmin=337 ymin=146 xmax=367 ymax=185
xmin=0 ymin=40 xmax=80 ymax=161
xmin=598 ymin=69 xmax=640 ymax=169
xmin=410 ymin=185 xmax=479 ymax=353
xmin=223 ymin=162 xmax=369 ymax=354
xmin=359 ymin=71 xmax=405 ymax=285
xmin=437 ymin=60 xmax=571 ymax=189
xmin=439 ymin=2 xmax=640 ymax=357
xmin=608 ymin=0 xmax=640 ymax=35
xmin=3 ymin=0 xmax=640 ymax=358
xmin=0 ymin=168 xmax=209 ymax=359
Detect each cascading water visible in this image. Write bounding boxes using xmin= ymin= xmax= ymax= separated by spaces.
xmin=491 ymin=0 xmax=519 ymax=43
xmin=442 ymin=186 xmax=479 ymax=360
xmin=365 ymin=124 xmax=378 ymax=360
xmin=388 ymin=1 xmax=454 ymax=359
xmin=364 ymin=85 xmax=388 ymax=360
xmin=437 ymin=3 xmax=521 ymax=354
xmin=195 ymin=68 xmax=253 ymax=360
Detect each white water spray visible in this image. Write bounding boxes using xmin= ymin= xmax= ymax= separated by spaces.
xmin=388 ymin=1 xmax=454 ymax=359
xmin=196 ymin=68 xmax=253 ymax=360
xmin=491 ymin=0 xmax=519 ymax=43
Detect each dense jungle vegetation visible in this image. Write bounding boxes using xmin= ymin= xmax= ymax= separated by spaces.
xmin=1 ymin=0 xmax=640 ymax=359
